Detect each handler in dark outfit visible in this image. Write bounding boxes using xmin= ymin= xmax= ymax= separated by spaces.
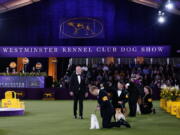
xmin=112 ymin=81 xmax=129 ymax=113
xmin=69 ymin=66 xmax=88 ymax=119
xmin=140 ymin=86 xmax=153 ymax=114
xmin=126 ymin=78 xmax=139 ymax=117
xmin=89 ymin=86 xmax=131 ymax=128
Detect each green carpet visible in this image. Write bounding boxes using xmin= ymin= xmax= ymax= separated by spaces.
xmin=0 ymin=100 xmax=179 ymax=135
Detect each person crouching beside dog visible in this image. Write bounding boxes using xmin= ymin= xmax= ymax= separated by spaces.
xmin=89 ymin=86 xmax=131 ymax=128
xmin=112 ymin=81 xmax=129 ymax=120
xmin=140 ymin=86 xmax=155 ymax=114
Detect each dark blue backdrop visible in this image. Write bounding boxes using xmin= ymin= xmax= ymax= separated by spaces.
xmin=0 ymin=0 xmax=180 ymax=49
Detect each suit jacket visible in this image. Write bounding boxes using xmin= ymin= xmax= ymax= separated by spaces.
xmin=69 ymin=72 xmax=86 ymax=95
xmin=112 ymin=89 xmax=128 ymax=108
xmin=127 ymin=82 xmax=139 ymax=100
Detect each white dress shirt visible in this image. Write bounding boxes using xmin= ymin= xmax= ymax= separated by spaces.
xmin=117 ymin=90 xmax=122 ymax=97
xmin=77 ymin=74 xmax=81 ymax=84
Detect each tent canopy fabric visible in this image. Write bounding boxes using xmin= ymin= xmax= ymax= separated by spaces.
xmin=0 ymin=0 xmax=179 ymax=15
xmin=0 ymin=0 xmax=40 ymax=13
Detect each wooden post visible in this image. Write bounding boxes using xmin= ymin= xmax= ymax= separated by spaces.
xmin=48 ymin=57 xmax=57 ymax=81
xmin=17 ymin=57 xmax=23 ymax=72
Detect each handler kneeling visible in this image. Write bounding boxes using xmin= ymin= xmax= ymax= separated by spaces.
xmin=89 ymin=86 xmax=131 ymax=128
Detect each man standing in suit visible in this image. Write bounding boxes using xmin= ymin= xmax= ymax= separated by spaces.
xmin=69 ymin=66 xmax=88 ymax=119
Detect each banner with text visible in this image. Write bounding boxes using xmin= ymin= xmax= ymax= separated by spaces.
xmin=0 ymin=46 xmax=171 ymax=57
xmin=0 ymin=76 xmax=45 ymax=88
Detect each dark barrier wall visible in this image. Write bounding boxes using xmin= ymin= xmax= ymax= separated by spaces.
xmin=0 ymin=88 xmax=97 ymax=100
xmin=0 ymin=0 xmax=180 ymax=50
xmin=0 ymin=88 xmax=159 ymax=100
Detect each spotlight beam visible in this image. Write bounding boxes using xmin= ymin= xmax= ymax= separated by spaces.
xmin=165 ymin=0 xmax=174 ymax=10
xmin=130 ymin=0 xmax=180 ymax=15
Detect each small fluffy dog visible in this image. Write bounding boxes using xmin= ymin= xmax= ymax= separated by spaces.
xmin=115 ymin=108 xmax=126 ymax=122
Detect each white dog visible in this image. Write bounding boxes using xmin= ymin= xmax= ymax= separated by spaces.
xmin=90 ymin=114 xmax=100 ymax=129
xmin=115 ymin=108 xmax=126 ymax=122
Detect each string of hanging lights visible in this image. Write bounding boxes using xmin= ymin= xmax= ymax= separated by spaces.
xmin=158 ymin=0 xmax=175 ymax=24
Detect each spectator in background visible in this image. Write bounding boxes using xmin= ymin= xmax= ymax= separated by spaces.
xmin=103 ymin=64 xmax=109 ymax=72
xmin=58 ymin=63 xmax=179 ymax=101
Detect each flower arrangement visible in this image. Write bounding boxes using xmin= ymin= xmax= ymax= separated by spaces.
xmin=160 ymin=86 xmax=180 ymax=101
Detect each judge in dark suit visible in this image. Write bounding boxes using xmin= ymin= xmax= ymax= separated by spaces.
xmin=69 ymin=66 xmax=88 ymax=119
